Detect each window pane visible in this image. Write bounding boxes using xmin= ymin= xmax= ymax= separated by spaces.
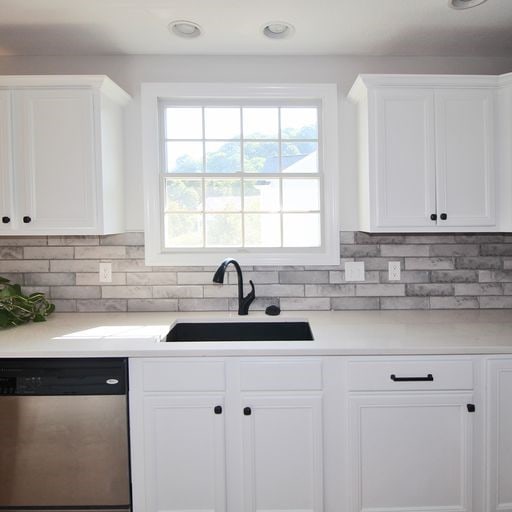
xmin=205 ymin=179 xmax=241 ymax=212
xmin=205 ymin=141 xmax=241 ymax=173
xmin=281 ymin=142 xmax=318 ymax=173
xmin=165 ymin=178 xmax=202 ymax=212
xmin=165 ymin=107 xmax=203 ymax=140
xmin=206 ymin=214 xmax=242 ymax=247
xmin=166 ymin=141 xmax=203 ymax=173
xmin=283 ymin=179 xmax=320 ymax=211
xmin=244 ymin=214 xmax=281 ymax=247
xmin=283 ymin=213 xmax=321 ymax=247
xmin=243 ymin=142 xmax=279 ymax=172
xmin=243 ymin=108 xmax=278 ymax=139
xmin=165 ymin=213 xmax=203 ymax=248
xmin=244 ymin=179 xmax=280 ymax=212
xmin=281 ymin=107 xmax=318 ymax=139
xmin=205 ymin=108 xmax=240 ymax=140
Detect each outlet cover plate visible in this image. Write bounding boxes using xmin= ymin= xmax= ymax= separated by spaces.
xmin=388 ymin=261 xmax=401 ymax=281
xmin=99 ymin=262 xmax=112 ymax=283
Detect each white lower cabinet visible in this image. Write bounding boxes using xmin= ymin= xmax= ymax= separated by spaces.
xmin=347 ymin=357 xmax=478 ymax=512
xmin=240 ymin=395 xmax=324 ymax=512
xmin=129 ymin=357 xmax=331 ymax=512
xmin=141 ymin=395 xmax=227 ymax=512
xmin=131 ymin=355 xmax=512 ymax=512
xmin=487 ymin=359 xmax=512 ymax=512
xmin=349 ymin=393 xmax=474 ymax=512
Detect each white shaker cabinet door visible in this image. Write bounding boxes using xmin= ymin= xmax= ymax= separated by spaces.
xmin=13 ymin=88 xmax=97 ymax=233
xmin=349 ymin=393 xmax=474 ymax=512
xmin=0 ymin=90 xmax=14 ymax=234
xmin=487 ymin=360 xmax=512 ymax=512
xmin=373 ymin=88 xmax=437 ymax=229
xmin=140 ymin=395 xmax=227 ymax=512
xmin=434 ymin=89 xmax=495 ymax=228
xmin=240 ymin=395 xmax=324 ymax=512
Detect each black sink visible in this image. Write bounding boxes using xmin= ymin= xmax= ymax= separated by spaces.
xmin=165 ymin=321 xmax=313 ymax=342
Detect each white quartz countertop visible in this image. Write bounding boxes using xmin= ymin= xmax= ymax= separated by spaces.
xmin=1 ymin=310 xmax=512 ymax=357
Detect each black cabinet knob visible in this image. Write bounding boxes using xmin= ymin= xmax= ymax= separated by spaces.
xmin=467 ymin=404 xmax=476 ymax=413
xmin=1 ymin=216 xmax=10 ymax=224
xmin=440 ymin=213 xmax=447 ymax=220
xmin=23 ymin=216 xmax=31 ymax=224
xmin=243 ymin=407 xmax=252 ymax=416
xmin=430 ymin=214 xmax=437 ymax=221
xmin=214 ymin=405 xmax=222 ymax=415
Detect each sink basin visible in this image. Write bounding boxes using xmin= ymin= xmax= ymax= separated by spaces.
xmin=165 ymin=321 xmax=313 ymax=342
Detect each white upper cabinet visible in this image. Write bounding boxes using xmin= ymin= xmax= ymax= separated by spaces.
xmin=14 ymin=89 xmax=97 ymax=233
xmin=496 ymin=73 xmax=512 ymax=231
xmin=349 ymin=75 xmax=498 ymax=232
xmin=373 ymin=88 xmax=437 ymax=228
xmin=0 ymin=76 xmax=130 ymax=235
xmin=434 ymin=88 xmax=495 ymax=228
xmin=0 ymin=90 xmax=14 ymax=235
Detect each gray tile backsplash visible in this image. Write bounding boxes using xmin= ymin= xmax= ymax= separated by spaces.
xmin=1 ymin=231 xmax=512 ymax=311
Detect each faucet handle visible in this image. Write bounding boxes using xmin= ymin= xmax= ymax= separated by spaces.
xmin=247 ymin=280 xmax=255 ymax=299
xmin=239 ymin=280 xmax=256 ymax=315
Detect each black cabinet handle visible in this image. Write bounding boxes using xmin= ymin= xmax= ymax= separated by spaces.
xmin=23 ymin=216 xmax=31 ymax=224
xmin=214 ymin=405 xmax=222 ymax=415
xmin=467 ymin=404 xmax=476 ymax=413
xmin=243 ymin=407 xmax=252 ymax=416
xmin=430 ymin=214 xmax=437 ymax=221
xmin=1 ymin=216 xmax=10 ymax=224
xmin=390 ymin=373 xmax=433 ymax=382
xmin=440 ymin=213 xmax=447 ymax=220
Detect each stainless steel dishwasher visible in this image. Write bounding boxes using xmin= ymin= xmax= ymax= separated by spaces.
xmin=0 ymin=358 xmax=131 ymax=512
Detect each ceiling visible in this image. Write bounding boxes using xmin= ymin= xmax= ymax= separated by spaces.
xmin=0 ymin=0 xmax=511 ymax=57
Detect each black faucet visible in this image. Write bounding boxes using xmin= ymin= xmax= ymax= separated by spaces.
xmin=213 ymin=258 xmax=255 ymax=315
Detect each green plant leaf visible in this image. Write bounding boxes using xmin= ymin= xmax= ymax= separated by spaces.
xmin=0 ymin=275 xmax=55 ymax=329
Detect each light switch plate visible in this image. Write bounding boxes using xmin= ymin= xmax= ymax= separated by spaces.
xmin=345 ymin=261 xmax=365 ymax=282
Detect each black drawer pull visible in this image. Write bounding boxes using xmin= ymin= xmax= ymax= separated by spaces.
xmin=390 ymin=373 xmax=433 ymax=382
xmin=243 ymin=407 xmax=252 ymax=416
xmin=214 ymin=405 xmax=222 ymax=415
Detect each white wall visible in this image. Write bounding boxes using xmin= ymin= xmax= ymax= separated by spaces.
xmin=2 ymin=54 xmax=512 ymax=231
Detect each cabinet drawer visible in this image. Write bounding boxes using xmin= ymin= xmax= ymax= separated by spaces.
xmin=348 ymin=359 xmax=473 ymax=391
xmin=240 ymin=358 xmax=322 ymax=391
xmin=142 ymin=359 xmax=225 ymax=392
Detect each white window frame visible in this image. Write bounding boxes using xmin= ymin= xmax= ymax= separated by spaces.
xmin=141 ymin=82 xmax=339 ymax=266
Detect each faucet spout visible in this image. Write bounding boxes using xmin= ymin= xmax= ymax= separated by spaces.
xmin=213 ymin=258 xmax=255 ymax=315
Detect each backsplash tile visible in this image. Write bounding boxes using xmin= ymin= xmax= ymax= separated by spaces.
xmin=1 ymin=231 xmax=512 ymax=311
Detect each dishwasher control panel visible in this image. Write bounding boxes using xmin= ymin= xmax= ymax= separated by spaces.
xmin=0 ymin=358 xmax=127 ymax=395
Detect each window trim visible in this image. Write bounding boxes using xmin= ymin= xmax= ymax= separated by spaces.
xmin=141 ymin=82 xmax=339 ymax=266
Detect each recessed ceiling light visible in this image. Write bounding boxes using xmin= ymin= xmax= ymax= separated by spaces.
xmin=168 ymin=20 xmax=202 ymax=38
xmin=262 ymin=21 xmax=295 ymax=39
xmin=450 ymin=0 xmax=488 ymax=9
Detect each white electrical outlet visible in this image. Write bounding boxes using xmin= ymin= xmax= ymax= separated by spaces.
xmin=388 ymin=261 xmax=401 ymax=281
xmin=344 ymin=261 xmax=365 ymax=282
xmin=99 ymin=262 xmax=112 ymax=283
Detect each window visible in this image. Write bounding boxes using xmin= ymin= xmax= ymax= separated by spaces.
xmin=142 ymin=84 xmax=339 ymax=266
